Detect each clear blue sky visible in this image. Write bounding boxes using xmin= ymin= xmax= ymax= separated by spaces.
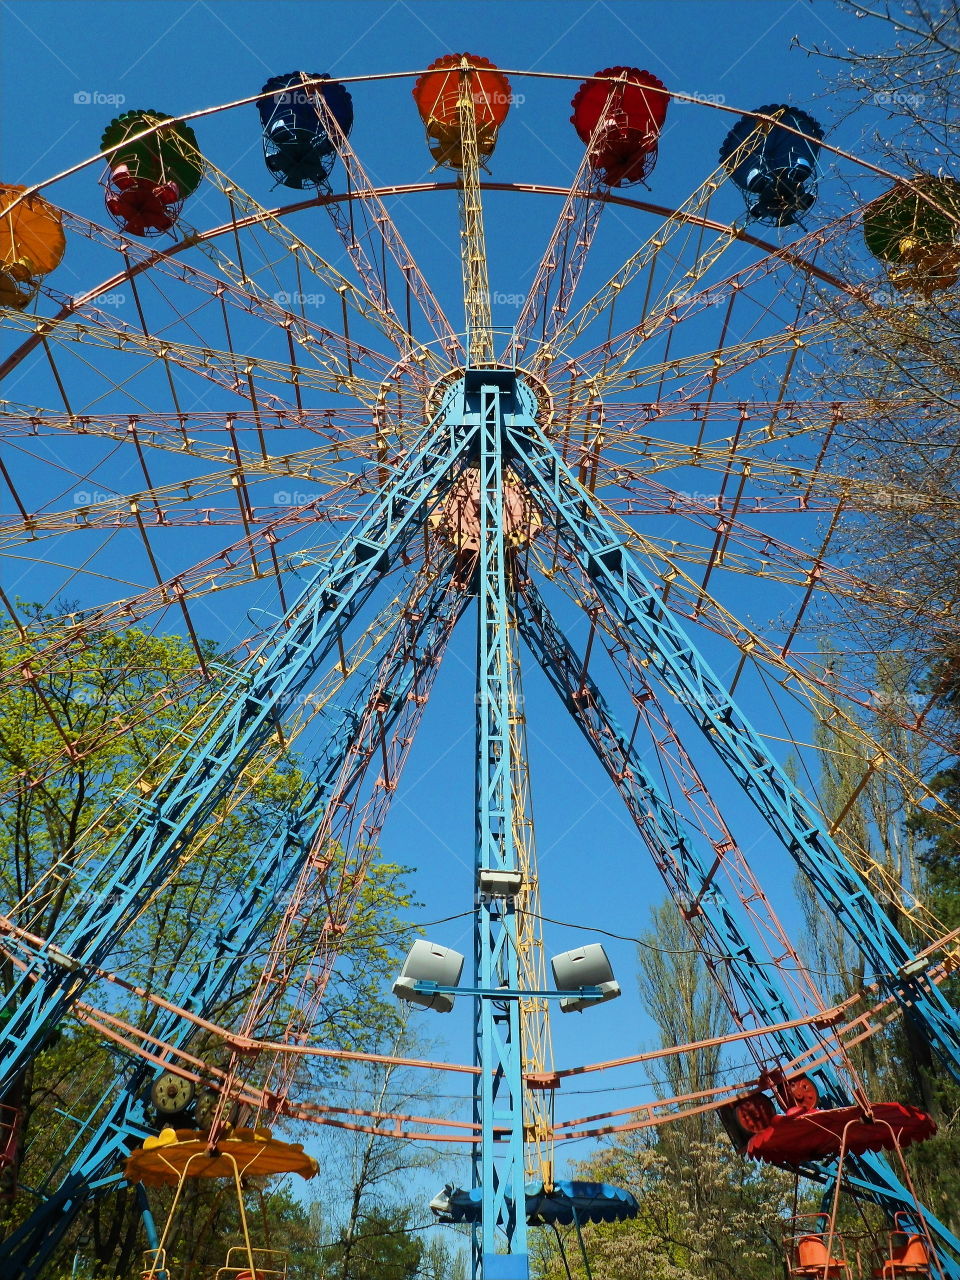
xmin=1 ymin=0 xmax=901 ymax=1212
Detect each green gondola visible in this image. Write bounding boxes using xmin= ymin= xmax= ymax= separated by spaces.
xmin=100 ymin=109 xmax=203 ymax=197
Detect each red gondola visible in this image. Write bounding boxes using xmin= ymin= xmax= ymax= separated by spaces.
xmin=100 ymin=109 xmax=202 ymax=237
xmin=105 ymin=166 xmax=181 ymax=237
xmin=570 ymin=67 xmax=668 ymax=187
xmin=748 ymin=1102 xmax=936 ymax=1165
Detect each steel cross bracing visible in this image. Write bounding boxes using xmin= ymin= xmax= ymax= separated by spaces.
xmin=0 ymin=568 xmax=466 ymax=1278
xmin=511 ymin=575 xmax=960 ymax=1272
xmin=222 ymin=570 xmax=468 ymax=1096
xmin=310 ymin=81 xmax=461 ymax=362
xmin=197 ymin=160 xmax=438 ymax=380
xmin=473 ymin=375 xmax=528 ymax=1278
xmin=0 ymin=388 xmax=477 ymax=1096
xmin=511 ymin=178 xmax=604 ymax=362
xmin=15 ymin=210 xmax=387 ymax=412
xmin=5 ymin=371 xmax=960 ymax=1278
xmin=531 ymin=125 xmax=796 ymax=381
xmin=457 ymin=65 xmax=496 ymax=369
xmin=513 ymin=574 xmax=847 ymax=1089
xmin=501 ymin=406 xmax=960 ymax=1079
xmin=506 ymin=623 xmax=555 ymax=1190
xmin=507 ymin=75 xmax=631 ymax=366
xmin=236 ymin=83 xmax=417 ymax=364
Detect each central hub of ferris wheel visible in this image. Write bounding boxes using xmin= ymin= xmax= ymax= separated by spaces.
xmin=428 ymin=368 xmax=546 ymax=554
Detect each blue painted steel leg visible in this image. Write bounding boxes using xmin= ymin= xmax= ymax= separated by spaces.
xmin=0 ymin=567 xmax=466 ymax=1277
xmin=136 ymin=1183 xmax=159 ymax=1253
xmin=470 ymin=371 xmax=528 ymax=1280
xmin=504 ymin=400 xmax=960 ymax=1080
xmin=512 ymin=573 xmax=960 ymax=1274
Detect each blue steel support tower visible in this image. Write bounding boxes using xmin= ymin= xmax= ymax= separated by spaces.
xmin=2 ymin=369 xmax=960 ymax=1280
xmin=472 ymin=371 xmax=529 ymax=1279
xmin=0 ymin=568 xmax=468 ymax=1276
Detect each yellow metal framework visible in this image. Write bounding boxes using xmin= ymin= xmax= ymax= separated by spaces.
xmin=456 ymin=62 xmax=495 ymax=366
xmin=507 ymin=612 xmax=555 ymax=1190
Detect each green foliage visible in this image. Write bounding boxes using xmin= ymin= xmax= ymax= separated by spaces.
xmin=321 ymin=1204 xmax=425 ymax=1280
xmin=636 ymin=900 xmax=730 ymax=1110
xmin=0 ymin=607 xmax=418 ymax=1273
xmin=0 ymin=607 xmax=216 ymax=943
xmin=797 ymin=643 xmax=960 ymax=1232
xmin=531 ymin=1129 xmax=792 ymax=1280
xmin=309 ymin=1025 xmax=465 ymax=1280
xmin=794 ymin=648 xmax=926 ymax=1033
xmin=802 ymin=2 xmax=960 ymax=1232
xmin=904 ymin=642 xmax=960 ymax=1231
xmin=909 ymin=645 xmax=960 ymax=929
xmin=142 ymin=1183 xmax=328 ymax=1280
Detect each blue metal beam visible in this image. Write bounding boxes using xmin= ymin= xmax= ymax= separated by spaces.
xmin=0 ymin=390 xmax=475 ymax=1095
xmin=1 ymin=564 xmax=467 ymax=1277
xmin=504 ymin=403 xmax=960 ymax=1081
xmin=471 ymin=372 xmax=528 ymax=1279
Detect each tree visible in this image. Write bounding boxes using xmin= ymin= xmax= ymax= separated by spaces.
xmin=904 ymin=642 xmax=960 ymax=1229
xmin=793 ymin=646 xmax=960 ymax=1231
xmin=804 ymin=1 xmax=960 ymax=164
xmin=532 ymin=1133 xmax=793 ymax=1280
xmin=0 ymin=606 xmax=417 ymax=1275
xmin=322 ymin=1205 xmax=424 ymax=1280
xmin=311 ymin=1016 xmax=468 ymax=1280
xmin=795 ymin=2 xmax=960 ymax=658
xmin=635 ymin=900 xmax=731 ymax=1122
xmin=909 ymin=643 xmax=960 ymax=926
xmin=795 ymin=4 xmax=960 ymax=1228
xmin=794 ymin=651 xmax=928 ymax=1093
xmin=419 ymin=1230 xmax=468 ymax=1280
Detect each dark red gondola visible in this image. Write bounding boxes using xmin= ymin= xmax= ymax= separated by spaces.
xmin=105 ymin=168 xmax=181 ymax=237
xmin=100 ymin=110 xmax=203 ymax=237
xmin=570 ymin=67 xmax=668 ymax=187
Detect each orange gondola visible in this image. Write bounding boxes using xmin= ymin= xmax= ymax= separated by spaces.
xmin=872 ymin=1215 xmax=933 ymax=1280
xmin=0 ymin=184 xmax=65 ymax=309
xmin=128 ymin=1126 xmax=315 ymax=1279
xmin=785 ymin=1217 xmax=853 ymax=1280
xmin=413 ymin=53 xmax=511 ymax=169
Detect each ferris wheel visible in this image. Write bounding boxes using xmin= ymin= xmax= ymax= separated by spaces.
xmin=1 ymin=56 xmax=960 ymax=1280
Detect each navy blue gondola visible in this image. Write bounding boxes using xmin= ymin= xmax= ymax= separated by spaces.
xmin=257 ymin=72 xmax=354 ymax=189
xmin=430 ymin=1179 xmax=639 ymax=1226
xmin=719 ymin=104 xmax=823 ymax=227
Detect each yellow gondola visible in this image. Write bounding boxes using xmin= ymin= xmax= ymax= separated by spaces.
xmin=126 ymin=1126 xmax=317 ymax=1280
xmin=0 ymin=184 xmax=65 ymax=310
